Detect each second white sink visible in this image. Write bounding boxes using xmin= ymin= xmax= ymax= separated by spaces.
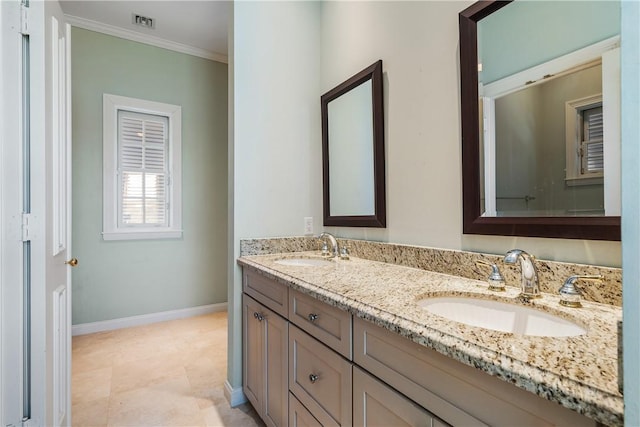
xmin=417 ymin=296 xmax=586 ymax=337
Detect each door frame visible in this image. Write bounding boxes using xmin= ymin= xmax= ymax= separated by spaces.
xmin=1 ymin=0 xmax=29 ymax=424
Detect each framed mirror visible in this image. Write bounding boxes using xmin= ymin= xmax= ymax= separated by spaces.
xmin=321 ymin=60 xmax=386 ymax=227
xmin=459 ymin=1 xmax=621 ymax=240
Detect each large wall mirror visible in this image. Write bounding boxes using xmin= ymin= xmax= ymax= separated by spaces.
xmin=459 ymin=0 xmax=621 ymax=240
xmin=321 ymin=60 xmax=386 ymax=227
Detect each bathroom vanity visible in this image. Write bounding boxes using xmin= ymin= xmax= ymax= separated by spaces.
xmin=238 ymin=239 xmax=622 ymax=427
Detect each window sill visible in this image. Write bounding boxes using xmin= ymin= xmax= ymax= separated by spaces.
xmin=102 ymin=229 xmax=183 ymax=241
xmin=565 ymin=176 xmax=604 ymax=187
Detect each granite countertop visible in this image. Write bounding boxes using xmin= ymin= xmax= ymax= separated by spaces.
xmin=237 ymin=251 xmax=623 ymax=427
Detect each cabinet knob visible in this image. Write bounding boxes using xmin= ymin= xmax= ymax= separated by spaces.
xmin=253 ymin=312 xmax=264 ymax=321
xmin=308 ymin=313 xmax=319 ymax=323
xmin=309 ymin=374 xmax=319 ymax=384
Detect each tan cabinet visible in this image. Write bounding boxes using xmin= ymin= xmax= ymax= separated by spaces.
xmin=353 ymin=317 xmax=596 ymax=427
xmin=353 ymin=366 xmax=448 ymax=427
xmin=289 ymin=289 xmax=352 ymax=359
xmin=289 ymin=325 xmax=352 ymax=426
xmin=289 ymin=392 xmax=323 ymax=427
xmin=242 ymin=266 xmax=596 ymax=427
xmin=243 ymin=294 xmax=289 ymax=427
xmin=244 ymin=269 xmax=289 ymax=317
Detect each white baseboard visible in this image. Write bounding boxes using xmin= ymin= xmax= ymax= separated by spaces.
xmin=224 ymin=380 xmax=248 ymax=407
xmin=72 ymin=302 xmax=227 ymax=336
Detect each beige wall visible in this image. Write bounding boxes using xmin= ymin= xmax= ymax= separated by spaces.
xmin=319 ymin=1 xmax=620 ymax=267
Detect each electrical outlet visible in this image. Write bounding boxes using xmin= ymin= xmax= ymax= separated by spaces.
xmin=304 ymin=217 xmax=313 ymax=235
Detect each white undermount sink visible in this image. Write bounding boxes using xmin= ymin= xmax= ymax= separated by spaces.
xmin=274 ymin=257 xmax=334 ymax=267
xmin=417 ymin=296 xmax=586 ymax=337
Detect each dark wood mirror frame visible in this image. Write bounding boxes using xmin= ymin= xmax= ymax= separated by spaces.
xmin=459 ymin=1 xmax=621 ymax=241
xmin=321 ymin=60 xmax=386 ymax=227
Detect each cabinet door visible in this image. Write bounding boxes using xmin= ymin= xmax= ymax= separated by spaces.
xmin=353 ymin=367 xmax=446 ymax=427
xmin=264 ymin=306 xmax=289 ymax=427
xmin=290 ymin=392 xmax=323 ymax=427
xmin=243 ymin=294 xmax=264 ymax=413
xmin=243 ymin=294 xmax=289 ymax=427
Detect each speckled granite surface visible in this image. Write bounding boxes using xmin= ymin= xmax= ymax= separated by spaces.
xmin=238 ymin=244 xmax=623 ymax=426
xmin=240 ymin=237 xmax=622 ymax=306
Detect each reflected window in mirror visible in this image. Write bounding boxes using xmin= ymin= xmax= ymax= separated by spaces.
xmin=460 ymin=0 xmax=621 ymax=240
xmin=321 ymin=60 xmax=386 ymax=227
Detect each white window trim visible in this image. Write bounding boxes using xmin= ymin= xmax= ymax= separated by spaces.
xmin=103 ymin=94 xmax=182 ymax=240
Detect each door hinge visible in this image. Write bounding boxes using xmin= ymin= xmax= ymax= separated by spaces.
xmin=21 ymin=213 xmax=32 ymax=241
xmin=20 ymin=4 xmax=29 ymax=35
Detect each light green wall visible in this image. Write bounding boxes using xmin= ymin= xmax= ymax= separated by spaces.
xmin=480 ymin=1 xmax=620 ymax=83
xmin=72 ymin=28 xmax=228 ymax=325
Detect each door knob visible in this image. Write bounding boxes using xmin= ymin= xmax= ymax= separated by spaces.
xmin=65 ymin=258 xmax=78 ymax=267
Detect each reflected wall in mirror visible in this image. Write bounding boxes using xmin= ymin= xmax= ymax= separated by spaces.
xmin=322 ymin=60 xmax=386 ymax=227
xmin=460 ymin=0 xmax=621 ymax=240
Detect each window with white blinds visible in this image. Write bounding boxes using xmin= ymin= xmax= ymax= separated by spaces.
xmin=103 ymin=94 xmax=182 ymax=240
xmin=118 ymin=111 xmax=169 ymax=227
xmin=580 ymin=106 xmax=604 ymax=175
xmin=565 ymin=94 xmax=604 ymax=185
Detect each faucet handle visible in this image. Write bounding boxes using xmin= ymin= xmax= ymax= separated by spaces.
xmin=320 ymin=241 xmax=331 ymax=257
xmin=558 ymin=275 xmax=603 ymax=308
xmin=475 ymin=260 xmax=506 ymax=292
xmin=339 ymin=245 xmax=350 ymax=260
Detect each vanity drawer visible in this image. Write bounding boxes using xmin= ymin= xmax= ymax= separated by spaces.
xmin=289 ymin=325 xmax=352 ymax=426
xmin=289 ymin=392 xmax=322 ymax=427
xmin=243 ymin=269 xmax=288 ymax=317
xmin=289 ymin=289 xmax=352 ymax=359
xmin=354 ymin=317 xmax=596 ymax=427
xmin=353 ymin=366 xmax=449 ymax=427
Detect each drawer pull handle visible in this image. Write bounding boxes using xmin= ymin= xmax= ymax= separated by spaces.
xmin=308 ymin=313 xmax=319 ymax=322
xmin=309 ymin=374 xmax=319 ymax=383
xmin=253 ymin=312 xmax=264 ymax=321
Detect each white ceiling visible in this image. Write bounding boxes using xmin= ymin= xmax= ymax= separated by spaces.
xmin=60 ymin=1 xmax=229 ymax=61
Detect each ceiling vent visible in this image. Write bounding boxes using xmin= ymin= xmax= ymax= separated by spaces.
xmin=132 ymin=14 xmax=155 ymax=29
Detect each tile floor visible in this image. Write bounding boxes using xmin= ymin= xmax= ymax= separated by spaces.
xmin=72 ymin=312 xmax=264 ymax=426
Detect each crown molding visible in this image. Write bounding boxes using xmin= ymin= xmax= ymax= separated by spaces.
xmin=65 ymin=14 xmax=228 ymax=64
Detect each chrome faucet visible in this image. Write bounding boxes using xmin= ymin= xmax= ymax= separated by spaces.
xmin=504 ymin=249 xmax=540 ymax=299
xmin=318 ymin=232 xmax=339 ymax=258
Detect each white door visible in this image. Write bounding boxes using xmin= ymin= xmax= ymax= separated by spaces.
xmin=1 ymin=0 xmax=72 ymax=425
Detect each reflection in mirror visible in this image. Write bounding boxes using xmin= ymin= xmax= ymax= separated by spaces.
xmin=495 ymin=64 xmax=604 ymax=216
xmin=459 ymin=0 xmax=621 ymax=240
xmin=322 ymin=60 xmax=385 ymax=227
xmin=328 ymin=80 xmax=374 ymax=216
